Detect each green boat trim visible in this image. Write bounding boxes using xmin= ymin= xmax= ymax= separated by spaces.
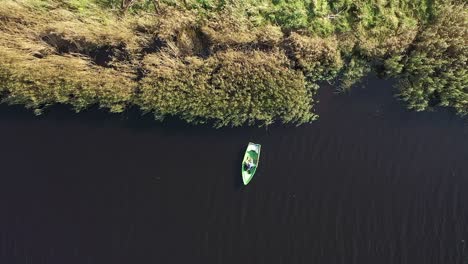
xmin=241 ymin=142 xmax=261 ymax=185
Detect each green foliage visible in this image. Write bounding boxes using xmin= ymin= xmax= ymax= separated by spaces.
xmin=397 ymin=3 xmax=468 ymax=115
xmin=0 ymin=48 xmax=136 ymax=113
xmin=201 ymin=9 xmax=283 ymax=50
xmin=339 ymin=57 xmax=371 ymax=90
xmin=266 ymin=0 xmax=311 ymax=30
xmin=138 ymin=51 xmax=316 ymax=127
xmin=286 ymin=32 xmax=343 ymax=82
xmin=383 ymin=55 xmax=404 ymax=77
xmin=0 ymin=0 xmax=466 ymax=127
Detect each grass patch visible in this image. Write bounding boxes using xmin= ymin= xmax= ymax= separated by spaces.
xmin=0 ymin=0 xmax=466 ymax=126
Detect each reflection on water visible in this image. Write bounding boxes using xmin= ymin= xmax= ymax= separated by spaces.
xmin=0 ymin=78 xmax=467 ymax=264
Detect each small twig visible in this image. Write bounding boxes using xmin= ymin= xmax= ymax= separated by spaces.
xmin=326 ymin=14 xmax=340 ymax=19
xmin=121 ymin=0 xmax=139 ymax=13
xmin=325 ymin=7 xmax=346 ymax=20
xmin=152 ymin=0 xmax=160 ymax=13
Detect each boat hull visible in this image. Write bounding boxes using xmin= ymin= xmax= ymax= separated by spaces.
xmin=241 ymin=142 xmax=261 ymax=185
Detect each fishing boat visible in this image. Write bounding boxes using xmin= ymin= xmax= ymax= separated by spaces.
xmin=241 ymin=142 xmax=261 ymax=185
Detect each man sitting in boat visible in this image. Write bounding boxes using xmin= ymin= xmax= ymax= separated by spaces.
xmin=244 ymin=157 xmax=255 ymax=171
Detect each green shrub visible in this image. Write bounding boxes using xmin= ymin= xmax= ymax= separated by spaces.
xmin=285 ymin=32 xmax=343 ymax=82
xmin=397 ymin=3 xmax=468 ymax=115
xmin=138 ymin=50 xmax=317 ymax=127
xmin=339 ymin=57 xmax=371 ymax=90
xmin=0 ymin=48 xmax=136 ymax=113
xmin=0 ymin=0 xmax=466 ymax=127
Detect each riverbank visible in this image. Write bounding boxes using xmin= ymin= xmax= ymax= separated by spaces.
xmin=0 ymin=0 xmax=466 ymax=126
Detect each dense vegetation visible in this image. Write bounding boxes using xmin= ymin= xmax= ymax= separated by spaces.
xmin=0 ymin=0 xmax=466 ymax=126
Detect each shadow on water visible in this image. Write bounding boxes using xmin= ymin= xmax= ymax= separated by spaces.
xmin=234 ymin=148 xmax=245 ymax=190
xmin=0 ymin=103 xmax=215 ymax=135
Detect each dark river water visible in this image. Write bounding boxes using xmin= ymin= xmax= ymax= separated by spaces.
xmin=0 ymin=78 xmax=467 ymax=264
